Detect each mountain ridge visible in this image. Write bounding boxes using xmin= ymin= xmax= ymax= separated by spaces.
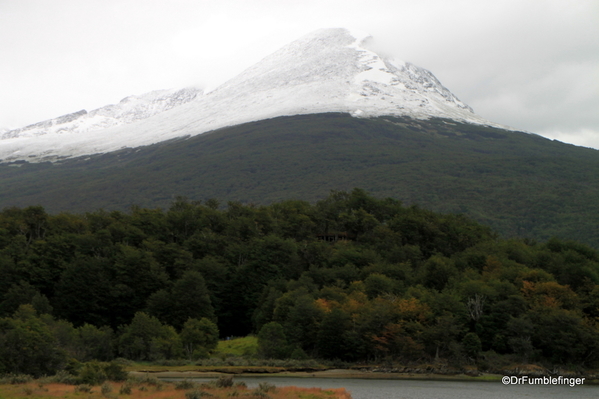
xmin=1 ymin=87 xmax=202 ymax=141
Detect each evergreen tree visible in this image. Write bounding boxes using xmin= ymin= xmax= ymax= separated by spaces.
xmin=316 ymin=308 xmax=352 ymax=360
xmin=257 ymin=322 xmax=289 ymax=359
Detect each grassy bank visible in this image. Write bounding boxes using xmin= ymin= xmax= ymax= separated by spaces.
xmin=0 ymin=378 xmax=352 ymax=399
xmin=215 ymin=336 xmax=258 ymax=357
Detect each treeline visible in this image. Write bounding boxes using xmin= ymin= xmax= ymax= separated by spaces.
xmin=2 ymin=188 xmax=599 ymax=374
xmin=0 ymin=306 xmax=218 ymax=376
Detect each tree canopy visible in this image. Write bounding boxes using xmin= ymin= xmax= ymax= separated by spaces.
xmin=1 ymin=188 xmax=599 ymax=373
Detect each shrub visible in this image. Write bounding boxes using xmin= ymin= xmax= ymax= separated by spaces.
xmin=215 ymin=375 xmax=234 ymax=388
xmin=134 ymin=374 xmax=161 ymax=386
xmin=119 ymin=382 xmax=133 ymax=395
xmin=104 ymin=362 xmax=128 ymax=381
xmin=0 ymin=374 xmax=33 ymax=384
xmin=175 ymin=379 xmax=196 ymax=390
xmin=185 ymin=389 xmax=213 ymax=399
xmin=78 ymin=362 xmax=107 ymax=385
xmin=47 ymin=370 xmax=78 ymax=385
xmin=65 ymin=359 xmax=82 ymax=376
xmin=74 ymin=384 xmax=93 ymax=393
xmin=101 ymin=382 xmax=113 ymax=396
xmin=257 ymin=382 xmax=276 ymax=393
xmin=17 ymin=375 xmax=34 ymax=384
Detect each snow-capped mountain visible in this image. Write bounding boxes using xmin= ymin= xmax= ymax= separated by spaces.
xmin=0 ymin=28 xmax=512 ymax=163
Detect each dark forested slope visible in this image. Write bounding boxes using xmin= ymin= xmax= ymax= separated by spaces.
xmin=1 ymin=113 xmax=598 ymax=245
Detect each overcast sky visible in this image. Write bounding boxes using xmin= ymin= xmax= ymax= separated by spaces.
xmin=1 ymin=0 xmax=598 ymax=148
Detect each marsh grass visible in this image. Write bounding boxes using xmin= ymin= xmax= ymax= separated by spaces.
xmin=0 ymin=381 xmax=351 ymax=399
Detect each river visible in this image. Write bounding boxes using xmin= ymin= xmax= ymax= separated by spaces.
xmin=177 ymin=376 xmax=599 ymax=399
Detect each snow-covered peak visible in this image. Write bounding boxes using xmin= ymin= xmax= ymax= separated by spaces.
xmin=212 ymin=28 xmax=475 ymax=116
xmin=0 ymin=28 xmax=512 ymax=163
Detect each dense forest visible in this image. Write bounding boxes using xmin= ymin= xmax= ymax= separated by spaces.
xmin=2 ymin=189 xmax=599 ymax=376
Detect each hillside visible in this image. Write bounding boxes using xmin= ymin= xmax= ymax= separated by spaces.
xmin=0 ymin=113 xmax=598 ymax=246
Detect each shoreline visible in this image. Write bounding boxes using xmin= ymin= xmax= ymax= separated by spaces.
xmin=130 ymin=369 xmax=504 ymax=382
xmin=131 ymin=368 xmax=599 ymax=384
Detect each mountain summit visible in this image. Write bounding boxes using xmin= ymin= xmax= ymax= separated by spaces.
xmin=0 ymin=28 xmax=510 ymax=162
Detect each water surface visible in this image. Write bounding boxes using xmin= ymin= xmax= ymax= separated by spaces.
xmin=182 ymin=376 xmax=599 ymax=399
